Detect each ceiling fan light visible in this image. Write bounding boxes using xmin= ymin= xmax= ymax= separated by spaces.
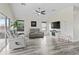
xmin=38 ymin=13 xmax=40 ymax=14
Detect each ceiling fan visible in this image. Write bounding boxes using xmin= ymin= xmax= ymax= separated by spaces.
xmin=35 ymin=8 xmax=46 ymax=15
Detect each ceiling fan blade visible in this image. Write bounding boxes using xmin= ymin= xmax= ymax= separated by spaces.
xmin=41 ymin=10 xmax=45 ymax=12
xmin=43 ymin=13 xmax=46 ymax=15
xmin=41 ymin=11 xmax=46 ymax=15
xmin=41 ymin=12 xmax=46 ymax=15
xmin=35 ymin=10 xmax=40 ymax=13
xmin=35 ymin=8 xmax=46 ymax=15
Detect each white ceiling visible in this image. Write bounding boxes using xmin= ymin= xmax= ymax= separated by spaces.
xmin=10 ymin=3 xmax=79 ymax=19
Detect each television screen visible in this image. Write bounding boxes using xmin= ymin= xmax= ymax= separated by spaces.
xmin=51 ymin=21 xmax=60 ymax=29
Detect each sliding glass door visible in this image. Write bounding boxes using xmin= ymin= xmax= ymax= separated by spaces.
xmin=0 ymin=13 xmax=9 ymax=52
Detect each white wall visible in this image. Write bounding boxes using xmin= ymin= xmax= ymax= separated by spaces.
xmin=10 ymin=3 xmax=74 ymax=36
xmin=49 ymin=6 xmax=73 ymax=41
xmin=74 ymin=6 xmax=79 ymax=42
xmin=24 ymin=6 xmax=74 ymax=42
xmin=0 ymin=3 xmax=14 ymax=19
xmin=11 ymin=4 xmax=74 ymax=41
xmin=24 ymin=15 xmax=50 ymax=35
xmin=59 ymin=6 xmax=73 ymax=41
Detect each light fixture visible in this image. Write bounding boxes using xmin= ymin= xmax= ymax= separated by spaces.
xmin=35 ymin=8 xmax=46 ymax=16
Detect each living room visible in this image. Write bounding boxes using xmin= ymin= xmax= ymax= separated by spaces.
xmin=0 ymin=3 xmax=79 ymax=55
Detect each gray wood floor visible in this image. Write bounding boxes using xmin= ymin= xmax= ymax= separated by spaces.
xmin=1 ymin=36 xmax=79 ymax=55
xmin=7 ymin=36 xmax=79 ymax=55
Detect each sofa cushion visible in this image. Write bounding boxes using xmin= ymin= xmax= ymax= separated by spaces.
xmin=29 ymin=28 xmax=44 ymax=38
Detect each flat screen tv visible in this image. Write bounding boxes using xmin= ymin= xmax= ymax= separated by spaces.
xmin=51 ymin=21 xmax=60 ymax=29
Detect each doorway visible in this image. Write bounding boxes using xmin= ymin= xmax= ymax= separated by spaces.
xmin=41 ymin=22 xmax=47 ymax=36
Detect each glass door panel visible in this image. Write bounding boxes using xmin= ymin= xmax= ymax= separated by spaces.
xmin=0 ymin=14 xmax=6 ymax=52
